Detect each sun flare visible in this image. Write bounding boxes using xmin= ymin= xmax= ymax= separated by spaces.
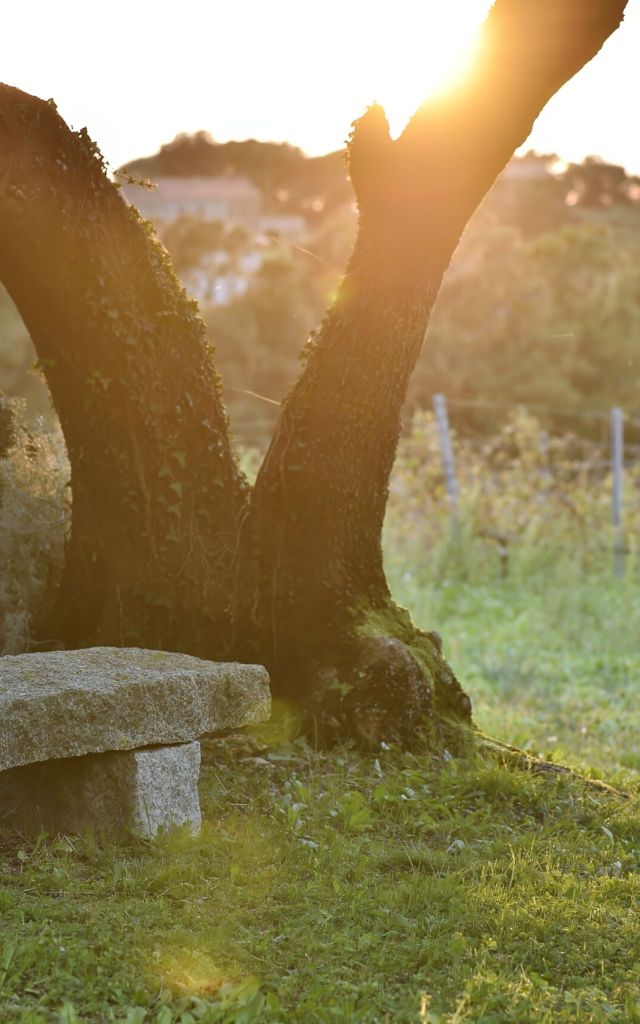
xmin=351 ymin=1 xmax=492 ymax=138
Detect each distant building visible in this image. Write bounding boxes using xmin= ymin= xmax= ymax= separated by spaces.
xmin=258 ymin=214 xmax=307 ymax=241
xmin=183 ymin=268 xmax=251 ymax=306
xmin=181 ymin=247 xmax=267 ymax=306
xmin=498 ymin=154 xmax=554 ymax=184
xmin=121 ymin=175 xmax=262 ymax=227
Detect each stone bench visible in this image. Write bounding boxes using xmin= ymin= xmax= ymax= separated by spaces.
xmin=0 ymin=647 xmax=271 ymax=837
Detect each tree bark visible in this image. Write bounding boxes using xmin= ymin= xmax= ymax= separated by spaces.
xmin=0 ymin=0 xmax=628 ymax=745
xmin=0 ymin=87 xmax=248 ymax=655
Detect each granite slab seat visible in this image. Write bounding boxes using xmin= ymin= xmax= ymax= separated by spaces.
xmin=0 ymin=648 xmax=271 ymax=836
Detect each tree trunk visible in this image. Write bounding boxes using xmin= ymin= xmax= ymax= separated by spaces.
xmin=0 ymin=0 xmax=628 ymax=745
xmin=236 ymin=116 xmax=465 ymax=743
xmin=234 ymin=0 xmax=629 ymax=740
xmin=0 ymin=87 xmax=248 ymax=655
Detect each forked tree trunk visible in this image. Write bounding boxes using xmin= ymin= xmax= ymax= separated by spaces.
xmin=0 ymin=0 xmax=628 ymax=744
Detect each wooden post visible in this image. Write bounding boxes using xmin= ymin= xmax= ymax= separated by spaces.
xmin=433 ymin=394 xmax=459 ymax=529
xmin=611 ymin=407 xmax=624 ymax=578
xmin=539 ymin=430 xmax=552 ymax=481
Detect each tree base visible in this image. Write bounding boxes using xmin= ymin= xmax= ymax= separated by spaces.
xmin=476 ymin=731 xmax=626 ymax=798
xmin=297 ymin=611 xmax=473 ymax=749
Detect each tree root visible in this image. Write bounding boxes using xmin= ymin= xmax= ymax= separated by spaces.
xmin=475 ymin=729 xmax=629 ymax=799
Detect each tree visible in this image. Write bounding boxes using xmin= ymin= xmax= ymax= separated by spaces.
xmin=408 ymin=218 xmax=640 ymax=436
xmin=0 ymin=0 xmax=628 ymax=746
xmin=159 ymin=216 xmax=226 ymax=274
xmin=120 ymin=132 xmax=352 ymax=220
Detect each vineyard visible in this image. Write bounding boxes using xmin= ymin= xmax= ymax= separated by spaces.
xmin=386 ymin=405 xmax=639 ymax=584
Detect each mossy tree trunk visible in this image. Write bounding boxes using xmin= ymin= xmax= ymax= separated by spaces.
xmin=0 ymin=0 xmax=628 ymax=743
xmin=0 ymin=88 xmax=248 ymax=655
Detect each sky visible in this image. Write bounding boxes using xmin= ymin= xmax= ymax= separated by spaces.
xmin=2 ymin=0 xmax=639 ymax=174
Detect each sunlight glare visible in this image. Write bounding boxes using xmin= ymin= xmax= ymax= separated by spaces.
xmin=354 ymin=1 xmax=492 ymax=138
xmin=151 ymin=947 xmax=232 ymax=995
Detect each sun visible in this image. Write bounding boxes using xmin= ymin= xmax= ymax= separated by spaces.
xmin=352 ymin=1 xmax=492 ymax=137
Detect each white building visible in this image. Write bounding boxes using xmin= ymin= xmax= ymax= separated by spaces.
xmin=121 ymin=176 xmax=262 ymax=227
xmin=258 ymin=214 xmax=307 ymax=240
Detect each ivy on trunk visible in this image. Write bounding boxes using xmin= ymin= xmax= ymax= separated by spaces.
xmin=0 ymin=0 xmax=628 ymax=745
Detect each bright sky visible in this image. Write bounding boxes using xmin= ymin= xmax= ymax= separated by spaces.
xmin=3 ymin=0 xmax=640 ymax=173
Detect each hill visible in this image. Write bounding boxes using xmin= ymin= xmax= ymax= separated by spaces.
xmin=119 ymin=132 xmax=353 ymax=218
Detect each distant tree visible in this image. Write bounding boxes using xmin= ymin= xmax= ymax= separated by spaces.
xmin=159 ymin=216 xmax=226 ymax=274
xmin=0 ymin=0 xmax=629 ymax=745
xmin=566 ymin=155 xmax=630 ymax=207
xmin=410 ymin=218 xmax=640 ymax=434
xmin=121 ymin=132 xmax=352 ymax=218
xmin=206 ymin=256 xmax=323 ymax=444
xmin=480 ymin=152 xmax=571 ymax=236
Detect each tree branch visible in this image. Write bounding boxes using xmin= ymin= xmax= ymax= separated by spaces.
xmin=391 ymin=0 xmax=627 ymax=247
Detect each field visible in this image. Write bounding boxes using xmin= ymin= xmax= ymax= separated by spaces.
xmin=2 ymin=412 xmax=640 ymax=1023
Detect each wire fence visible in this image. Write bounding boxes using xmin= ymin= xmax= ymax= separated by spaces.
xmin=432 ymin=394 xmax=633 ymax=579
xmin=223 ymin=387 xmax=637 ymax=578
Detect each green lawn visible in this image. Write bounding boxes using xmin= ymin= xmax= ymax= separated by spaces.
xmin=392 ymin=567 xmax=640 ymax=783
xmin=2 ymin=569 xmax=640 ymax=1023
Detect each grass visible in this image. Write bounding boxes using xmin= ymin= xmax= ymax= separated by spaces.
xmin=391 ymin=565 xmax=640 ymax=785
xmin=2 ymin=407 xmax=639 ymax=1022
xmin=2 ymin=558 xmax=640 ymax=1023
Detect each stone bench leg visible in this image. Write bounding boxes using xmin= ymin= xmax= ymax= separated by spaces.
xmin=0 ymin=741 xmax=202 ymax=837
